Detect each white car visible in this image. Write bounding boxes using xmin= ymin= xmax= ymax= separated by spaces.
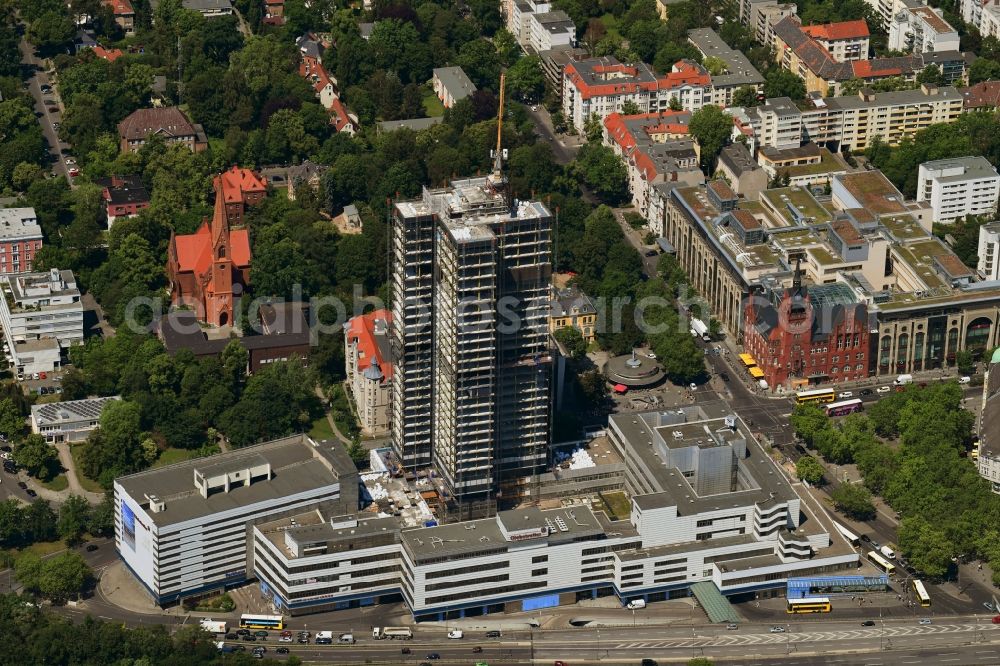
xmin=64 ymin=157 xmax=76 ymax=166
xmin=959 ymin=376 xmax=972 ymax=384
xmin=770 ymin=626 xmax=786 ymax=633
xmin=646 ymin=352 xmax=657 ymax=359
xmin=447 ymin=629 xmax=463 ymax=639
xmin=837 ymin=391 xmax=853 ymax=399
xmin=918 ymin=618 xmax=932 ymax=625
xmin=876 ymin=386 xmax=891 ymax=394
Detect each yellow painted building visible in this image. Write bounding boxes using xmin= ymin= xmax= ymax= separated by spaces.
xmin=549 ymin=287 xmax=598 ymax=342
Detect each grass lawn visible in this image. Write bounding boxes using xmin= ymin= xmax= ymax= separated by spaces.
xmin=68 ymin=444 xmax=104 ymax=493
xmin=25 ymin=540 xmax=67 ymax=557
xmin=309 ymin=415 xmax=337 ymax=442
xmin=422 ymin=90 xmax=445 ymax=117
xmin=598 ymin=490 xmax=631 ymax=520
xmin=153 ymin=447 xmax=201 ymax=469
xmin=40 ymin=474 xmax=68 ymax=492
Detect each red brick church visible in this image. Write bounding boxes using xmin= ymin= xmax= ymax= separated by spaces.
xmin=167 ymin=176 xmax=251 ymax=326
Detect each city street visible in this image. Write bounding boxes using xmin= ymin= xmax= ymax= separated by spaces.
xmin=16 ymin=33 xmax=73 ymax=187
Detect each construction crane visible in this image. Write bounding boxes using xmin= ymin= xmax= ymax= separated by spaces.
xmin=488 ymin=72 xmax=507 ymax=191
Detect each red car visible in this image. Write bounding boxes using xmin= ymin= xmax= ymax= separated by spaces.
xmin=992 ymin=615 xmax=1000 ymax=624
xmin=68 ymin=168 xmax=79 ymax=177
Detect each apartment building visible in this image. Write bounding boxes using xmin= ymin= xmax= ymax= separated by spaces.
xmin=961 ymin=0 xmax=1000 ymax=40
xmin=117 ymin=107 xmax=207 ymax=153
xmin=527 ymin=10 xmax=575 ymax=53
xmin=432 ymin=67 xmax=477 ymax=109
xmin=749 ymin=85 xmax=964 ymax=153
xmin=562 ymin=57 xmax=711 ymax=131
xmin=716 ymin=143 xmax=768 ymax=200
xmin=344 ymin=309 xmax=392 ymax=437
xmin=104 ymin=0 xmax=135 ymax=35
xmin=979 ymin=348 xmax=1000 ymax=493
xmin=749 ymin=0 xmax=799 ymax=47
xmin=602 ymin=111 xmax=704 ymax=217
xmin=249 ymin=404 xmax=856 ymax=619
xmin=771 ymin=16 xmax=930 ymax=96
xmin=114 ymin=434 xmax=359 ymax=606
xmin=916 ymin=157 xmax=1000 ymax=224
xmin=506 ymin=0 xmax=550 ymax=44
xmin=864 ymin=0 xmax=912 ymax=29
xmin=30 ymin=396 xmax=121 ymax=444
xmin=0 ymin=208 xmax=42 ymax=274
xmin=687 ymin=28 xmax=764 ymax=107
xmin=391 ymin=177 xmax=553 ymax=516
xmin=800 ymin=20 xmax=870 ymax=62
xmin=889 ymin=4 xmax=959 ymax=54
xmin=0 ymin=269 xmax=83 ymax=375
xmin=978 ymin=223 xmax=1000 ymax=281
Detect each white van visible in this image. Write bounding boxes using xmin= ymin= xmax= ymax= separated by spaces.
xmin=959 ymin=376 xmax=972 ymax=384
xmin=626 ymin=599 xmax=646 ymax=609
xmin=338 ymin=633 xmax=355 ymax=644
xmin=447 ymin=629 xmax=463 ymax=639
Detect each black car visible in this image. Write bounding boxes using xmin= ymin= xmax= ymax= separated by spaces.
xmin=862 ymin=620 xmax=876 ymax=626
xmin=426 ymin=653 xmax=441 ymax=660
xmin=243 ymin=634 xmax=257 ymax=642
xmin=85 ymin=544 xmax=98 ymax=552
xmin=860 ymin=388 xmax=874 ymax=397
xmin=297 ymin=637 xmax=309 ymax=644
xmin=276 ymin=647 xmax=289 ymax=654
xmin=720 ymin=372 xmax=730 ymax=382
xmin=236 ymin=629 xmax=251 ymax=636
xmin=17 ymin=481 xmax=27 ymax=489
xmin=641 ymin=660 xmax=659 ymax=666
xmin=644 ymin=249 xmax=658 ymax=257
xmin=0 ymin=445 xmax=11 ymax=452
xmin=26 ymin=489 xmax=37 ymax=498
xmin=225 ymin=633 xmax=238 ymax=640
xmin=485 ymin=630 xmax=502 ymax=638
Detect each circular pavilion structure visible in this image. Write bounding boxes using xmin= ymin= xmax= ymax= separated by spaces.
xmin=605 ymin=350 xmax=664 ymax=390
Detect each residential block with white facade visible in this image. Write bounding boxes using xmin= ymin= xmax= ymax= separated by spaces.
xmin=0 ymin=269 xmax=83 ymax=375
xmin=978 ymin=222 xmax=1000 ymax=281
xmin=917 ymin=156 xmax=1000 ymax=224
xmin=889 ymin=4 xmax=960 ymax=54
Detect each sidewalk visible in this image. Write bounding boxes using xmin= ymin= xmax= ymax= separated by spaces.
xmin=97 ymin=560 xmax=179 ymax=616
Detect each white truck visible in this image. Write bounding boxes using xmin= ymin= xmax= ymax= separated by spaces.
xmin=690 ymin=318 xmax=710 ymax=341
xmin=200 ymin=620 xmax=228 ymax=635
xmin=893 ymin=374 xmax=913 ymax=386
xmin=372 ymin=626 xmax=412 ymax=640
xmin=879 ymin=545 xmax=896 ymax=560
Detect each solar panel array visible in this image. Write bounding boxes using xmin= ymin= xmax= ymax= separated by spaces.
xmin=35 ymin=397 xmax=115 ymax=424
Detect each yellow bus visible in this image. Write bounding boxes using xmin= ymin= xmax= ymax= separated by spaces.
xmin=867 ymin=551 xmax=896 ymax=575
xmin=786 ymin=597 xmax=832 ymax=614
xmin=913 ymin=579 xmax=930 ymax=607
xmin=795 ymin=388 xmax=836 ymax=405
xmin=239 ymin=614 xmax=284 ymax=630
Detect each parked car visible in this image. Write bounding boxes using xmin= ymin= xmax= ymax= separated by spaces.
xmin=225 ymin=633 xmax=238 ymax=640
xmin=63 ymin=158 xmax=75 ymax=166
xmin=68 ymin=168 xmax=80 ymax=177
xmin=959 ymin=376 xmax=972 ymax=384
xmin=472 ymin=646 xmax=483 ymax=653
xmin=992 ymin=615 xmax=1000 ymax=624
xmin=485 ymin=631 xmax=502 ymax=638
xmin=860 ymin=388 xmax=874 ymax=397
xmin=401 ymin=647 xmax=411 ymax=654
xmin=984 ymin=602 xmax=995 ymax=612
xmin=644 ymin=249 xmax=658 ymax=257
xmin=17 ymin=481 xmax=27 ymax=489
xmin=296 ymin=637 xmax=309 ymax=644
xmin=876 ymin=386 xmax=891 ymax=394
xmin=254 ymin=631 xmax=268 ymax=638
xmin=862 ymin=620 xmax=876 ymax=626
xmin=40 ymin=84 xmax=52 ymax=93
xmin=85 ymin=544 xmax=98 ymax=552
xmin=275 ymin=647 xmax=289 ymax=654
xmin=25 ymin=489 xmax=36 ymax=498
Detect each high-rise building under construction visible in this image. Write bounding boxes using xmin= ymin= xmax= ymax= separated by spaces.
xmin=389 ymin=176 xmax=553 ymax=517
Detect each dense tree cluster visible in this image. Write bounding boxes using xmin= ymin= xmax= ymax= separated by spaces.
xmin=792 ymin=382 xmax=1000 ymax=581
xmin=0 ymin=597 xmax=265 ymax=666
xmin=63 ymin=330 xmax=321 ymax=487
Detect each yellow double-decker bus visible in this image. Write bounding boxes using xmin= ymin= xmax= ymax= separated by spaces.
xmin=786 ymin=597 xmax=832 ymax=614
xmin=795 ymin=388 xmax=836 ymax=405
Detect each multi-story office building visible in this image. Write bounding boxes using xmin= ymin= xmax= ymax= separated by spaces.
xmin=527 ymin=10 xmax=575 ymax=53
xmin=562 ymin=57 xmax=711 ymax=132
xmin=114 ymin=434 xmax=359 ymax=605
xmin=648 ymin=167 xmax=1000 ymax=383
xmin=391 ymin=177 xmax=553 ymax=515
xmin=687 ymin=28 xmax=764 ymax=107
xmin=979 ymin=348 xmax=1000 ymax=493
xmin=250 ymin=404 xmax=857 ymax=618
xmin=344 ymin=309 xmax=392 ymax=436
xmin=916 ymin=157 xmax=1000 ymax=224
xmin=0 ymin=269 xmax=83 ymax=375
xmin=889 ymin=4 xmax=960 ymax=54
xmin=0 ymin=208 xmax=42 ymax=275
xmin=978 ymin=223 xmax=1000 ymax=281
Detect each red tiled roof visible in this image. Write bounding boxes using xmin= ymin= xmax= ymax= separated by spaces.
xmin=103 ymin=0 xmax=134 ymax=15
xmin=299 ymin=55 xmax=334 ymax=96
xmin=93 ymin=46 xmax=124 ymax=62
xmin=172 ymin=189 xmax=251 ymax=276
xmin=218 ymin=165 xmax=266 ymax=204
xmin=959 ymin=81 xmax=1000 ymax=109
xmin=329 ymin=96 xmax=355 ymax=132
xmin=565 ymin=60 xmax=709 ymax=100
xmin=346 ymin=309 xmax=393 ymax=381
xmin=118 ymin=107 xmax=197 ymax=142
xmin=852 ymin=60 xmax=901 ymax=78
xmin=801 ymin=20 xmax=869 ymax=41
